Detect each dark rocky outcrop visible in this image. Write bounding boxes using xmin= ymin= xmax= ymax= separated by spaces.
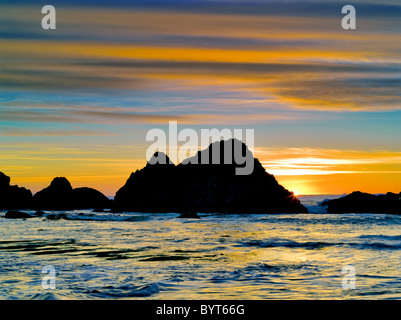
xmin=33 ymin=177 xmax=111 ymax=210
xmin=46 ymin=213 xmax=69 ymax=220
xmin=33 ymin=177 xmax=73 ymax=210
xmin=5 ymin=210 xmax=31 ymax=219
xmin=0 ymin=172 xmax=32 ymax=210
xmin=34 ymin=210 xmax=46 ymax=216
xmin=324 ymin=191 xmax=401 ymax=214
xmin=71 ymin=187 xmax=111 ymax=210
xmin=114 ymin=139 xmax=308 ymax=214
xmin=178 ymin=212 xmax=200 ymax=219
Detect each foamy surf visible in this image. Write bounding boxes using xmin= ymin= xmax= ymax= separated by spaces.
xmin=1 ymin=196 xmax=401 ymax=299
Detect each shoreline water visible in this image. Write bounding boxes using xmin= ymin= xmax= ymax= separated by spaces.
xmin=1 ymin=195 xmax=401 ymax=300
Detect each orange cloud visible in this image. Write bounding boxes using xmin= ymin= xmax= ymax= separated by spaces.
xmin=256 ymin=147 xmax=401 ymax=176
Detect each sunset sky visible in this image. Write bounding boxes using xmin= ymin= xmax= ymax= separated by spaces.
xmin=0 ymin=0 xmax=400 ymax=196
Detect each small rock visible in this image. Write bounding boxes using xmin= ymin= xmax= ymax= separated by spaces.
xmin=46 ymin=213 xmax=68 ymax=220
xmin=178 ymin=212 xmax=200 ymax=219
xmin=5 ymin=210 xmax=31 ymax=219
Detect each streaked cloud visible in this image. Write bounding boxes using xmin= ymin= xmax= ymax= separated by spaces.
xmin=1 ymin=3 xmax=400 ymax=112
xmin=0 ymin=104 xmax=295 ymax=125
xmin=0 ymin=126 xmax=117 ymax=137
xmin=0 ymin=1 xmax=400 ymax=195
xmin=256 ymin=147 xmax=401 ymax=176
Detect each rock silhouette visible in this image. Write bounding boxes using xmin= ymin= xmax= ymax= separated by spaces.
xmin=115 ymin=139 xmax=308 ymax=213
xmin=324 ymin=191 xmax=401 ymax=214
xmin=178 ymin=212 xmax=200 ymax=219
xmin=46 ymin=213 xmax=69 ymax=220
xmin=71 ymin=187 xmax=112 ymax=210
xmin=5 ymin=210 xmax=31 ymax=219
xmin=0 ymin=172 xmax=32 ymax=210
xmin=33 ymin=177 xmax=111 ymax=210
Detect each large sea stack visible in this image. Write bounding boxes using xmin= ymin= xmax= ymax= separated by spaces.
xmin=114 ymin=139 xmax=308 ymax=213
xmin=0 ymin=172 xmax=32 ymax=210
xmin=33 ymin=177 xmax=111 ymax=210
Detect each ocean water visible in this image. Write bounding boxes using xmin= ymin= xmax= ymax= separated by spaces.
xmin=1 ymin=194 xmax=401 ymax=300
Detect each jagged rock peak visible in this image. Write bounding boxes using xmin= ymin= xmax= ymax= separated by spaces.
xmin=49 ymin=177 xmax=73 ymax=192
xmin=147 ymin=152 xmax=174 ymax=166
xmin=0 ymin=172 xmax=32 ymax=210
xmin=182 ymin=138 xmax=253 ymax=166
xmin=0 ymin=172 xmax=11 ymax=188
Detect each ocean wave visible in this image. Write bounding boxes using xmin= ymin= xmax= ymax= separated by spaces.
xmin=85 ymin=283 xmax=160 ymax=298
xmin=243 ymin=262 xmax=313 ymax=273
xmin=358 ymin=234 xmax=401 ymax=241
xmin=29 ymin=292 xmax=62 ymax=300
xmin=239 ymin=239 xmax=401 ymax=250
xmin=1 ymin=211 xmax=153 ymax=222
xmin=255 ymin=214 xmax=401 ymax=226
xmin=139 ymin=255 xmax=191 ymax=262
xmin=209 ymin=262 xmax=314 ymax=283
xmin=0 ymin=239 xmax=77 ymax=252
xmin=349 ymin=242 xmax=401 ymax=250
xmin=240 ymin=239 xmax=339 ymax=250
xmin=58 ymin=213 xmax=151 ymax=222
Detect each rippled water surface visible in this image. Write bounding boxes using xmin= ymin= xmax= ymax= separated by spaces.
xmin=1 ymin=195 xmax=401 ymax=300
